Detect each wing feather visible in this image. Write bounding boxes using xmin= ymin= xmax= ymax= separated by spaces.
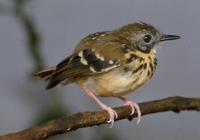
xmin=46 ymin=48 xmax=120 ymax=89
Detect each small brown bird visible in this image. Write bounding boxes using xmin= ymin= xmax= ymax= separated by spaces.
xmin=35 ymin=22 xmax=180 ymax=127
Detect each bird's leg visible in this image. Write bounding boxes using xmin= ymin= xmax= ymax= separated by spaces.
xmin=80 ymin=86 xmax=118 ymax=127
xmin=118 ymin=96 xmax=141 ymax=124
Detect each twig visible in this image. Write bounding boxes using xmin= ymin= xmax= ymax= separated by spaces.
xmin=0 ymin=96 xmax=200 ymax=140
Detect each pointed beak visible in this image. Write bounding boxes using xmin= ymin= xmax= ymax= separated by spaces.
xmin=160 ymin=34 xmax=181 ymax=42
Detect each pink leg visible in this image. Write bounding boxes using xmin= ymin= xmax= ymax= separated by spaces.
xmin=80 ymin=86 xmax=118 ymax=127
xmin=118 ymin=96 xmax=141 ymax=124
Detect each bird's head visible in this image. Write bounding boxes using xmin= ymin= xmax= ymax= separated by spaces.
xmin=117 ymin=22 xmax=180 ymax=53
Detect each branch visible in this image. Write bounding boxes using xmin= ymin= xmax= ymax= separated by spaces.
xmin=1 ymin=96 xmax=200 ymax=140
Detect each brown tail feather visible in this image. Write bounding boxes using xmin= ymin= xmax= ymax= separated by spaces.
xmin=34 ymin=67 xmax=56 ymax=78
xmin=45 ymin=77 xmax=66 ymax=90
xmin=34 ymin=67 xmax=67 ymax=90
xmin=35 ymin=67 xmax=72 ymax=90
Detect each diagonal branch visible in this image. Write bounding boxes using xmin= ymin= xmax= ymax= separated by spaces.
xmin=0 ymin=96 xmax=200 ymax=140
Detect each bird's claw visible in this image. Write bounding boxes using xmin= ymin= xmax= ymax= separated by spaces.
xmin=123 ymin=100 xmax=141 ymax=124
xmin=101 ymin=105 xmax=118 ymax=128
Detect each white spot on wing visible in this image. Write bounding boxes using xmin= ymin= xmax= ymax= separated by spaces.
xmin=90 ymin=66 xmax=96 ymax=72
xmin=78 ymin=51 xmax=83 ymax=57
xmin=102 ymin=64 xmax=119 ymax=72
xmin=78 ymin=51 xmax=88 ymax=65
xmin=95 ymin=53 xmax=105 ymax=61
xmin=92 ymin=37 xmax=97 ymax=40
xmin=99 ymin=56 xmax=105 ymax=61
xmin=109 ymin=60 xmax=114 ymax=64
xmin=80 ymin=57 xmax=88 ymax=65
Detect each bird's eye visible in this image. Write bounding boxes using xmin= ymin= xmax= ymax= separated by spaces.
xmin=143 ymin=34 xmax=152 ymax=44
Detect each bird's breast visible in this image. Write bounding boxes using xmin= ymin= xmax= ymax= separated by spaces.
xmin=82 ymin=53 xmax=157 ymax=97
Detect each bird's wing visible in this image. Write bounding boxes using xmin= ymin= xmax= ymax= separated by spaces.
xmin=46 ymin=41 xmax=128 ymax=89
xmin=57 ymin=48 xmax=120 ymax=76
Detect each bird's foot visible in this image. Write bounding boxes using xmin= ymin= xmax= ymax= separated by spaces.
xmin=123 ymin=100 xmax=141 ymax=124
xmin=100 ymin=104 xmax=118 ymax=128
xmin=119 ymin=97 xmax=141 ymax=124
xmin=80 ymin=85 xmax=118 ymax=128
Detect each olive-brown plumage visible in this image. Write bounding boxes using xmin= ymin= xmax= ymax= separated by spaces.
xmin=35 ymin=22 xmax=180 ymax=127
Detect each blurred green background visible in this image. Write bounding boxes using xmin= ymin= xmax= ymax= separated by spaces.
xmin=0 ymin=0 xmax=199 ymax=140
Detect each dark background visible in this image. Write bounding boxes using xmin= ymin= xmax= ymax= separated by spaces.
xmin=0 ymin=0 xmax=199 ymax=140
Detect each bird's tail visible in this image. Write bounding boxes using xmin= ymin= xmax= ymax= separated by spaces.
xmin=34 ymin=67 xmax=56 ymax=79
xmin=34 ymin=67 xmax=71 ymax=90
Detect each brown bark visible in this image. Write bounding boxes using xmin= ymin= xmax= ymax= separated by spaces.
xmin=1 ymin=96 xmax=200 ymax=140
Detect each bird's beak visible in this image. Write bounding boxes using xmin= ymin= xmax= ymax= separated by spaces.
xmin=160 ymin=34 xmax=181 ymax=42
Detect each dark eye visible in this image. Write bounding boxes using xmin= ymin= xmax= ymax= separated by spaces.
xmin=143 ymin=34 xmax=152 ymax=43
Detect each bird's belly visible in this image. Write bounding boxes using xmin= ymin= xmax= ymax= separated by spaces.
xmin=85 ymin=68 xmax=150 ymax=97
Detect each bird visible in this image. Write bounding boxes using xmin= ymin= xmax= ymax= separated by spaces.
xmin=35 ymin=22 xmax=180 ymax=127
